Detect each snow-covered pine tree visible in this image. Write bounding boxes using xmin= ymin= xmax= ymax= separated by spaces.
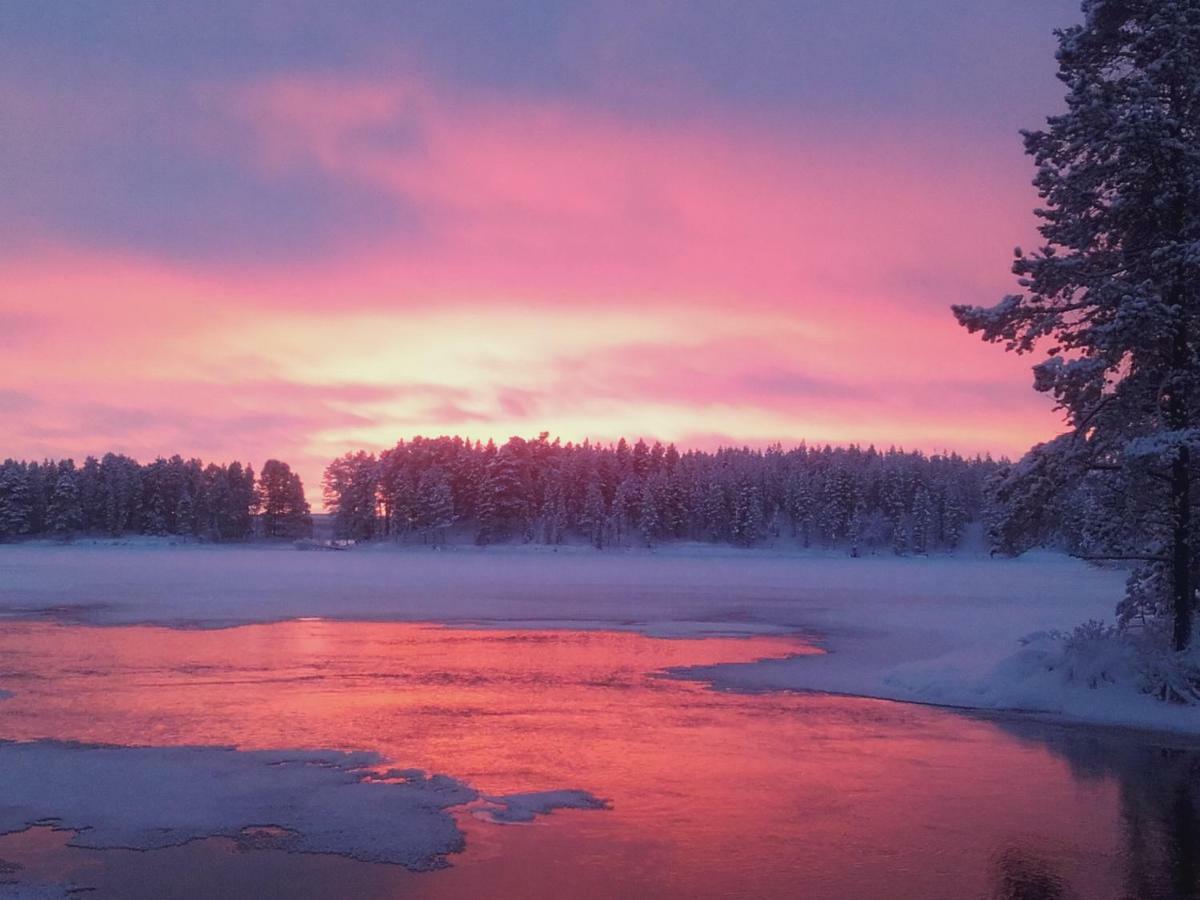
xmin=631 ymin=438 xmax=650 ymax=477
xmin=203 ymin=463 xmax=232 ymax=539
xmin=286 ymin=471 xmax=312 ymax=537
xmin=98 ymin=453 xmax=141 ymax=536
xmin=786 ymin=474 xmax=814 ymax=547
xmin=175 ymin=489 xmax=195 ymax=537
xmin=580 ymin=476 xmax=607 ymax=549
xmin=259 ymin=459 xmax=312 ymax=539
xmin=0 ymin=460 xmax=31 ymax=539
xmin=610 ymin=476 xmax=639 ymax=546
xmin=139 ymin=459 xmax=165 ymax=535
xmin=820 ymin=467 xmax=854 ymax=545
xmin=416 ymin=466 xmax=455 ymax=544
xmin=226 ymin=462 xmax=258 ymax=540
xmin=637 ymin=475 xmax=662 ymax=547
xmin=847 ymin=498 xmax=867 ymax=557
xmin=24 ymin=462 xmax=48 ymax=535
xmin=476 ymin=438 xmax=531 ymax=543
xmin=77 ymin=456 xmax=103 ymax=532
xmin=663 ymin=442 xmax=680 ymax=473
xmin=324 ymin=451 xmax=379 ymax=540
xmin=388 ymin=473 xmax=418 ymax=541
xmin=941 ymin=484 xmax=966 ymax=550
xmin=730 ymin=478 xmax=764 ymax=547
xmin=539 ymin=471 xmax=568 ymax=545
xmin=880 ymin=463 xmax=909 ymax=556
xmin=663 ymin=473 xmax=688 ymax=539
xmin=614 ymin=438 xmax=631 ymax=477
xmin=702 ymin=479 xmax=728 ymax=543
xmin=46 ymin=461 xmax=82 ymax=538
xmin=911 ymin=485 xmax=933 ymax=556
xmin=954 ymin=0 xmax=1200 ymax=650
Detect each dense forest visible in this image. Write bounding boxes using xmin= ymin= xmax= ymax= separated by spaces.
xmin=0 ymin=454 xmax=311 ymax=540
xmin=0 ymin=437 xmax=1005 ymax=551
xmin=323 ymin=434 xmax=1000 ymax=552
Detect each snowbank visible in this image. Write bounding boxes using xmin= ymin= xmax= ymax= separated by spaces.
xmin=3 ymin=543 xmax=1198 ymax=733
xmin=675 ymin=622 xmax=1200 ymax=735
xmin=0 ymin=741 xmax=606 ymax=869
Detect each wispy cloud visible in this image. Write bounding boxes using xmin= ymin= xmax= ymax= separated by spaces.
xmin=0 ymin=2 xmax=1078 ymax=502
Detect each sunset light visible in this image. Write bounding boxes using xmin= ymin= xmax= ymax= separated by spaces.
xmin=4 ymin=3 xmax=1200 ymax=898
xmin=0 ymin=5 xmax=1074 ymax=504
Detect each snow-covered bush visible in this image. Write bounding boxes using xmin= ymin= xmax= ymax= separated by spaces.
xmin=1042 ymin=620 xmax=1136 ymax=690
xmin=1127 ymin=625 xmax=1200 ymax=705
xmin=1034 ymin=620 xmax=1200 ymax=705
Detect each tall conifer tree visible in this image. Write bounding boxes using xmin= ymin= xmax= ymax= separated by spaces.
xmin=954 ymin=0 xmax=1200 ymax=649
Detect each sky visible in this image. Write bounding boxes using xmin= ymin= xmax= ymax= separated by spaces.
xmin=0 ymin=0 xmax=1082 ymax=505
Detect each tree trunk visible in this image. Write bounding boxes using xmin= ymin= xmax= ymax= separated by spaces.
xmin=1171 ymin=443 xmax=1192 ymax=652
xmin=1169 ymin=310 xmax=1194 ymax=652
xmin=1164 ymin=133 xmax=1195 ymax=651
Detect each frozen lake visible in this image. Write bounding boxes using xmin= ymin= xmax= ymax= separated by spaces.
xmin=1 ymin=619 xmax=1197 ymax=898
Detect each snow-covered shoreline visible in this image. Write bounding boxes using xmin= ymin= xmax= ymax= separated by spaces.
xmin=3 ymin=542 xmax=1198 ymax=734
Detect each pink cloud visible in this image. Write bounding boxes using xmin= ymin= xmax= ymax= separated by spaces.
xmin=1 ymin=72 xmax=1059 ymax=504
xmin=211 ymin=74 xmax=1037 ymax=312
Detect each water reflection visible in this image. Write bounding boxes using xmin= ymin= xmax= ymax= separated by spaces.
xmin=0 ymin=621 xmax=1197 ymax=899
xmin=989 ymin=846 xmax=1071 ymax=900
xmin=989 ymin=719 xmax=1200 ymax=900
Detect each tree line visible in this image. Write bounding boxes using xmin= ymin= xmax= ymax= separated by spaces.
xmin=323 ymin=434 xmax=999 ymax=552
xmin=0 ymin=454 xmax=312 ymax=541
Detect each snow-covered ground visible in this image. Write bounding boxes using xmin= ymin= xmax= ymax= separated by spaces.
xmin=1 ymin=541 xmax=1198 ymax=734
